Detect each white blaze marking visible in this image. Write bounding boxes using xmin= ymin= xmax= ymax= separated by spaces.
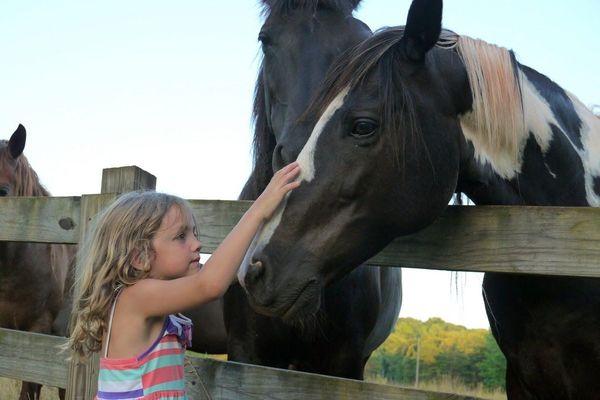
xmin=237 ymin=87 xmax=351 ymax=286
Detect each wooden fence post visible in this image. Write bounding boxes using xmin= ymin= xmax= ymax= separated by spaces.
xmin=66 ymin=166 xmax=156 ymax=400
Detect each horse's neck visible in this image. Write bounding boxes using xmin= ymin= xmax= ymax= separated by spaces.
xmin=457 ymin=64 xmax=600 ymax=207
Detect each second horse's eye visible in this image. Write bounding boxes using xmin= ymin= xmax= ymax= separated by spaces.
xmin=258 ymin=32 xmax=272 ymax=48
xmin=351 ymin=119 xmax=378 ymax=138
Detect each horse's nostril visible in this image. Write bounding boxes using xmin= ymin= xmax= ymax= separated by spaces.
xmin=272 ymin=144 xmax=288 ymax=171
xmin=246 ymin=258 xmax=266 ymax=285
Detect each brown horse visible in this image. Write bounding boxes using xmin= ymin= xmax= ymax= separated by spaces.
xmin=0 ymin=124 xmax=76 ymax=400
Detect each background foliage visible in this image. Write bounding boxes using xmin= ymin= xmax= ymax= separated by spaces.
xmin=366 ymin=318 xmax=506 ymax=391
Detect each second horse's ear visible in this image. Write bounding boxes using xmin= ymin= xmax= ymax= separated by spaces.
xmin=400 ymin=0 xmax=443 ymax=63
xmin=9 ymin=124 xmax=26 ymax=159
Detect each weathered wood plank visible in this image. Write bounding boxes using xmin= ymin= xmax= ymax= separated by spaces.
xmin=0 ymin=328 xmax=68 ymax=388
xmin=0 ymin=196 xmax=80 ymax=243
xmin=190 ymin=199 xmax=250 ymax=252
xmin=67 ymin=166 xmax=157 ymax=400
xmin=101 ymin=166 xmax=157 ymax=194
xmin=0 ymin=198 xmax=598 ymax=277
xmin=66 ymin=194 xmax=117 ymax=400
xmin=371 ymin=205 xmax=600 ymax=277
xmin=0 ymin=327 xmax=481 ymax=400
xmin=190 ymin=201 xmax=600 ymax=278
xmin=184 ymin=357 xmax=482 ymax=400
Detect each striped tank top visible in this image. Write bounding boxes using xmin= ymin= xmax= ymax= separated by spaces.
xmin=96 ymin=292 xmax=193 ymax=400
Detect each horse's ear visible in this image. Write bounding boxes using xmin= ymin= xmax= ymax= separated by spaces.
xmin=350 ymin=0 xmax=363 ymax=10
xmin=9 ymin=124 xmax=26 ymax=159
xmin=400 ymin=0 xmax=443 ymax=62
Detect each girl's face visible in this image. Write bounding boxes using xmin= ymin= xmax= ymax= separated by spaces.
xmin=149 ymin=205 xmax=201 ymax=280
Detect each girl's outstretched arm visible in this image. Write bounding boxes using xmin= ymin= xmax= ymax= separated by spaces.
xmin=127 ymin=162 xmax=301 ymax=318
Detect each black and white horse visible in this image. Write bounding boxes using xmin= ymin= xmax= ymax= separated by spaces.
xmin=238 ymin=0 xmax=600 ymax=397
xmin=223 ymin=0 xmax=402 ymax=379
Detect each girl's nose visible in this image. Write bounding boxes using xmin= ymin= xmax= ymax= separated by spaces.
xmin=193 ymin=238 xmax=202 ymax=252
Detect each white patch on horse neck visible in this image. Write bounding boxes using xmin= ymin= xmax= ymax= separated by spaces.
xmin=460 ymin=70 xmax=562 ymax=180
xmin=237 ymin=88 xmax=350 ymax=286
xmin=567 ymin=92 xmax=600 ymax=206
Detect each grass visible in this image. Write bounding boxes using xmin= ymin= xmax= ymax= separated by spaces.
xmin=367 ymin=375 xmax=507 ymax=400
xmin=0 ymin=378 xmax=60 ymax=400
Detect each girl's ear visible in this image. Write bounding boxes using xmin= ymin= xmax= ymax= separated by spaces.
xmin=131 ymin=248 xmax=153 ymax=272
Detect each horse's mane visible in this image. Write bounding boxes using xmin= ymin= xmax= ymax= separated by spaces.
xmin=303 ymin=25 xmax=527 ymax=173
xmin=0 ymin=142 xmax=49 ymax=196
xmin=260 ymin=0 xmax=361 ymax=17
xmin=456 ymin=36 xmax=525 ymax=176
xmin=244 ymin=67 xmax=278 ymax=199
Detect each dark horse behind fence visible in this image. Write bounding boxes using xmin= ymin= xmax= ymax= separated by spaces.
xmin=223 ymin=0 xmax=402 ymax=379
xmin=238 ymin=0 xmax=600 ymax=398
xmin=0 ymin=124 xmax=76 ymax=400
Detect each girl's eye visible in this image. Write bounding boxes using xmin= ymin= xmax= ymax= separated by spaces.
xmin=177 ymin=232 xmax=186 ymax=240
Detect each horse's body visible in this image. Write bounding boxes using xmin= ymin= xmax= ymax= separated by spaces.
xmin=238 ymin=0 xmax=600 ymax=397
xmin=223 ymin=0 xmax=402 ymax=379
xmin=0 ymin=125 xmax=76 ymax=400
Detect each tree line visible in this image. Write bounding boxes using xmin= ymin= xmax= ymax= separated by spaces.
xmin=366 ymin=317 xmax=506 ymax=390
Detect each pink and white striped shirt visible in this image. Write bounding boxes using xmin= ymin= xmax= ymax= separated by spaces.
xmin=96 ymin=294 xmax=193 ymax=400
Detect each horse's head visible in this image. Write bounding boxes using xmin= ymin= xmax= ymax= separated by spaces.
xmin=244 ymin=0 xmax=372 ymax=198
xmin=0 ymin=124 xmax=27 ymax=197
xmin=240 ymin=0 xmax=476 ymax=320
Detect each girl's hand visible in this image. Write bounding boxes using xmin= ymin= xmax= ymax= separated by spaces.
xmin=252 ymin=162 xmax=301 ymax=221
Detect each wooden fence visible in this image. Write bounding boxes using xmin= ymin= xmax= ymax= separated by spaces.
xmin=1 ymin=165 xmax=599 ymax=399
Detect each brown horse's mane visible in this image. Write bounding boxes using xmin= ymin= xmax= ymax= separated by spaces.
xmin=0 ymin=142 xmax=49 ymax=196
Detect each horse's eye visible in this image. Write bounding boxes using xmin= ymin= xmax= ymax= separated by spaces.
xmin=351 ymin=119 xmax=378 ymax=138
xmin=258 ymin=32 xmax=273 ymax=48
xmin=0 ymin=186 xmax=9 ymax=197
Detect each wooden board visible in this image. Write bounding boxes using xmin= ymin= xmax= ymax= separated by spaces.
xmin=185 ymin=357 xmax=483 ymax=400
xmin=0 ymin=198 xmax=598 ymax=277
xmin=0 ymin=196 xmax=80 ymax=244
xmin=0 ymin=328 xmax=68 ymax=388
xmin=372 ymin=205 xmax=600 ymax=277
xmin=0 ymin=328 xmax=482 ymax=399
xmin=190 ymin=201 xmax=600 ymax=278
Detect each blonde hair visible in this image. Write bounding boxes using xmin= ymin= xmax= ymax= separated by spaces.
xmin=456 ymin=36 xmax=526 ymax=178
xmin=67 ymin=191 xmax=194 ymax=359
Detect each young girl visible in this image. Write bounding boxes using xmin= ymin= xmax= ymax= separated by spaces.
xmin=67 ymin=162 xmax=300 ymax=400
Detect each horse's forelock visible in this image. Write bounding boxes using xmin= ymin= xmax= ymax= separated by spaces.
xmin=261 ymin=0 xmax=361 ymax=17
xmin=302 ymin=27 xmax=418 ymax=168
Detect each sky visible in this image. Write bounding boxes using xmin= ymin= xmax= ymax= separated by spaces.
xmin=1 ymin=0 xmax=598 ymax=329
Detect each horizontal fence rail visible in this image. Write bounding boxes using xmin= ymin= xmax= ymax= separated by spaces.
xmin=2 ymin=197 xmax=599 ymax=277
xmin=0 ymin=328 xmax=482 ymax=400
xmin=0 ymin=328 xmax=68 ymax=388
xmin=0 ymin=196 xmax=81 ymax=244
xmin=185 ymin=357 xmax=478 ymax=400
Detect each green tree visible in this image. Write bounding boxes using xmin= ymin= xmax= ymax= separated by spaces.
xmin=476 ymin=333 xmax=506 ymax=390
